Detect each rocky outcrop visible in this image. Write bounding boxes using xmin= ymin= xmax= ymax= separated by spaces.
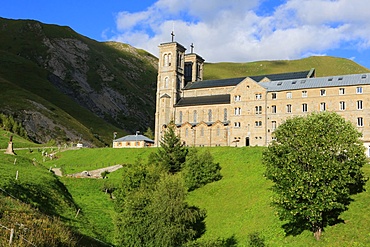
xmin=0 ymin=18 xmax=158 ymax=146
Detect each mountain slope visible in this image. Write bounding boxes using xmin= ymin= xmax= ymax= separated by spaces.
xmin=204 ymin=56 xmax=370 ymax=80
xmin=1 ymin=17 xmax=369 ymax=146
xmin=0 ymin=17 xmax=158 ymax=146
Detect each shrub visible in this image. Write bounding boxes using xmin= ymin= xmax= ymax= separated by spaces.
xmin=183 ymin=149 xmax=222 ymax=191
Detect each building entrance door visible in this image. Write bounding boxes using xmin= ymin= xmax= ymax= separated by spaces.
xmin=245 ymin=137 xmax=250 ymax=146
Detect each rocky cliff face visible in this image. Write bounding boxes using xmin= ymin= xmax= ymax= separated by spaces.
xmin=0 ymin=18 xmax=158 ymax=146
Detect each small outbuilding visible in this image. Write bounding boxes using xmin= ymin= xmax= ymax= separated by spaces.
xmin=113 ymin=134 xmax=154 ymax=148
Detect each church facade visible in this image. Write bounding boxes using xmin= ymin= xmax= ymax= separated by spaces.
xmin=154 ymin=41 xmax=370 ymax=155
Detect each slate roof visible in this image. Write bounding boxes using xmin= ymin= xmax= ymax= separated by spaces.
xmin=260 ymin=73 xmax=370 ymax=92
xmin=184 ymin=77 xmax=245 ymax=90
xmin=183 ymin=69 xmax=314 ymax=90
xmin=250 ymin=68 xmax=315 ymax=82
xmin=175 ymin=94 xmax=230 ymax=107
xmin=113 ymin=134 xmax=154 ymax=143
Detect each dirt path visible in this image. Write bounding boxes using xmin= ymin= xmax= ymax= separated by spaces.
xmin=68 ymin=164 xmax=123 ymax=178
xmin=52 ymin=168 xmax=63 ymax=176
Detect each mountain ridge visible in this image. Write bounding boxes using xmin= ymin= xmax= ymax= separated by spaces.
xmin=1 ymin=17 xmax=369 ymax=146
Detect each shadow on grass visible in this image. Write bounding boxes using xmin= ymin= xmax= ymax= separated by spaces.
xmin=3 ymin=177 xmax=78 ymax=217
xmin=282 ymin=212 xmax=346 ymax=237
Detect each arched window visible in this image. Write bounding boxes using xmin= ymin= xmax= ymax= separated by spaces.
xmin=163 ymin=53 xmax=172 ymax=67
xmin=193 ymin=110 xmax=197 ymax=123
xmin=223 ymin=108 xmax=227 ymax=121
xmin=179 ymin=111 xmax=183 ymax=124
xmin=164 ymin=77 xmax=169 ymax=88
xmin=163 ymin=54 xmax=168 ymax=66
xmin=208 ymin=109 xmax=212 ymax=122
xmin=168 ymin=53 xmax=172 ymax=66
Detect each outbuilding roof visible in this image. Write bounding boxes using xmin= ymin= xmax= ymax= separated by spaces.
xmin=113 ymin=134 xmax=154 ymax=143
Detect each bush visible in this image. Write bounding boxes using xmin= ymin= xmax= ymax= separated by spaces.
xmin=247 ymin=231 xmax=265 ymax=247
xmin=183 ymin=149 xmax=222 ymax=191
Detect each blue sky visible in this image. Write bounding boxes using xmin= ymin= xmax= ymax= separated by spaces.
xmin=2 ymin=0 xmax=370 ymax=69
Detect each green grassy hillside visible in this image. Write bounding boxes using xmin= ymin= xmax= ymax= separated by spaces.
xmin=16 ymin=145 xmax=366 ymax=246
xmin=204 ymin=56 xmax=370 ymax=80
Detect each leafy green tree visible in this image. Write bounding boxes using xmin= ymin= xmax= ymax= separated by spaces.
xmin=151 ymin=122 xmax=188 ymax=173
xmin=115 ymin=162 xmax=205 ymax=247
xmin=263 ymin=112 xmax=367 ymax=240
xmin=144 ymin=127 xmax=154 ymax=140
xmin=183 ymin=149 xmax=222 ymax=191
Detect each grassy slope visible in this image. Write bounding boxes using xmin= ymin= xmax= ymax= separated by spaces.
xmin=204 ymin=56 xmax=370 ymax=80
xmin=32 ymin=146 xmax=370 ymax=246
xmin=0 ymin=129 xmax=41 ymax=149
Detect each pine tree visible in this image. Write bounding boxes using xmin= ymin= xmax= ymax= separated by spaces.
xmin=152 ymin=122 xmax=188 ymax=174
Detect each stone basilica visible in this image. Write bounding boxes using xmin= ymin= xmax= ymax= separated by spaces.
xmin=154 ymin=41 xmax=370 ymax=155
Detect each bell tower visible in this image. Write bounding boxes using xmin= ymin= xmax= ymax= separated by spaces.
xmin=184 ymin=43 xmax=204 ymax=86
xmin=154 ymin=40 xmax=186 ymax=146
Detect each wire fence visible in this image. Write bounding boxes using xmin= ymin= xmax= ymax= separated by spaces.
xmin=0 ymin=186 xmax=113 ymax=246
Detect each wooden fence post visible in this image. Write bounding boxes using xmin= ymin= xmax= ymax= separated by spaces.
xmin=9 ymin=228 xmax=14 ymax=245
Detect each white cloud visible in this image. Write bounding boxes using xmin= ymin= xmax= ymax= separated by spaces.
xmin=109 ymin=0 xmax=370 ymax=63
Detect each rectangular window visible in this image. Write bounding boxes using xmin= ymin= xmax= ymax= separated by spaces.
xmin=357 ymin=100 xmax=363 ymax=110
xmin=339 ymin=88 xmax=345 ymax=95
xmin=271 ymin=121 xmax=277 ymax=130
xmin=320 ymin=102 xmax=326 ymax=111
xmin=234 ymin=122 xmax=241 ymax=128
xmin=271 ymin=105 xmax=276 ymax=114
xmin=286 ymin=104 xmax=292 ymax=113
xmin=255 ymin=93 xmax=262 ymax=100
xmin=320 ymin=89 xmax=326 ymax=96
xmin=339 ymin=101 xmax=346 ymax=111
xmin=357 ymin=87 xmax=363 ymax=94
xmin=271 ymin=93 xmax=277 ymax=100
xmin=255 ymin=121 xmax=262 ymax=127
xmin=357 ymin=117 xmax=364 ymax=127
xmin=224 ymin=108 xmax=228 ymax=121
xmin=255 ymin=106 xmax=262 ymax=115
xmin=286 ymin=92 xmax=292 ymax=99
xmin=302 ymin=90 xmax=308 ymax=97
xmin=302 ymin=103 xmax=308 ymax=112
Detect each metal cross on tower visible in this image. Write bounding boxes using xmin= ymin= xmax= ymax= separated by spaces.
xmin=171 ymin=31 xmax=175 ymax=42
xmin=190 ymin=43 xmax=194 ymax=53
